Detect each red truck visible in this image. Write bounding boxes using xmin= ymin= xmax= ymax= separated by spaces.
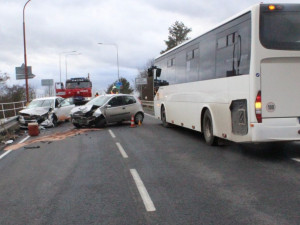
xmin=55 ymin=77 xmax=92 ymax=105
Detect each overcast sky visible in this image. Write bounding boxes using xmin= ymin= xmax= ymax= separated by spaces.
xmin=0 ymin=0 xmax=298 ymax=96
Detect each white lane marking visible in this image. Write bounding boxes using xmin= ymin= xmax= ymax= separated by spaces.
xmin=144 ymin=113 xmax=156 ymax=119
xmin=19 ymin=135 xmax=30 ymax=144
xmin=0 ymin=150 xmax=12 ymax=160
xmin=116 ymin=142 xmax=128 ymax=158
xmin=130 ymin=169 xmax=156 ymax=212
xmin=0 ymin=135 xmax=30 ymax=160
xmin=108 ymin=129 xmax=116 ymax=138
xmin=292 ymin=158 xmax=300 ymax=163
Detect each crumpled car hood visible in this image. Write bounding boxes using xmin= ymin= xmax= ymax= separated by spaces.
xmin=71 ymin=105 xmax=94 ymax=114
xmin=19 ymin=107 xmax=49 ymax=116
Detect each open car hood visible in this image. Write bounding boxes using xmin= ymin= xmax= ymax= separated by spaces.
xmin=19 ymin=107 xmax=49 ymax=116
xmin=71 ymin=105 xmax=95 ymax=114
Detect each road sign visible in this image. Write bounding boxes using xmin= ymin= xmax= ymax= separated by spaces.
xmin=115 ymin=81 xmax=123 ymax=89
xmin=135 ymin=77 xmax=147 ymax=85
xmin=15 ymin=64 xmax=35 ymax=80
xmin=41 ymin=79 xmax=54 ymax=86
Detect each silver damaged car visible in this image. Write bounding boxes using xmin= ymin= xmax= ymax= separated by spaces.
xmin=70 ymin=94 xmax=144 ymax=128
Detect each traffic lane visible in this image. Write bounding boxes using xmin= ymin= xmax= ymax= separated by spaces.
xmin=0 ymin=127 xmax=147 ymax=225
xmin=110 ymin=115 xmax=300 ymax=225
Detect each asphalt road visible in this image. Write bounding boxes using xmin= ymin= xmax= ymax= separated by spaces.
xmin=0 ymin=113 xmax=300 ymax=225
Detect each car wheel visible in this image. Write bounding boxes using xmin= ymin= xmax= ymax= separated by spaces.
xmin=51 ymin=114 xmax=58 ymax=127
xmin=73 ymin=123 xmax=81 ymax=129
xmin=202 ymin=110 xmax=218 ymax=146
xmin=161 ymin=106 xmax=171 ymax=128
xmin=96 ymin=117 xmax=106 ymax=128
xmin=134 ymin=113 xmax=144 ymax=125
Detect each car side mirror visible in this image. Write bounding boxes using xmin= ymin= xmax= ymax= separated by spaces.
xmin=105 ymin=105 xmax=111 ymax=109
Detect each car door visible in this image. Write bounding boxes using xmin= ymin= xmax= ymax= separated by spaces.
xmin=122 ymin=96 xmax=137 ymax=121
xmin=104 ymin=96 xmax=126 ymax=123
xmin=55 ymin=98 xmax=75 ymax=121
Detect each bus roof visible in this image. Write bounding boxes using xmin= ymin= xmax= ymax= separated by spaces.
xmin=155 ymin=3 xmax=259 ymax=60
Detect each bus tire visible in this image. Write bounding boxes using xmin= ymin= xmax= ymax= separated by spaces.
xmin=203 ymin=110 xmax=218 ymax=146
xmin=161 ymin=106 xmax=171 ymax=128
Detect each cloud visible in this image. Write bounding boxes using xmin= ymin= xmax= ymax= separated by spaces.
xmin=1 ymin=0 xmax=300 ymax=96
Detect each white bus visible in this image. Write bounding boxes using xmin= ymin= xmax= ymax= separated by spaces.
xmin=152 ymin=3 xmax=300 ymax=146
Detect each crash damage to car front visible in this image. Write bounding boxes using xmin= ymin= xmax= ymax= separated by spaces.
xmin=70 ymin=105 xmax=103 ymax=127
xmin=18 ymin=107 xmax=56 ymax=128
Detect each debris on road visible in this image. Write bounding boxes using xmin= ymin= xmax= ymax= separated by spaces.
xmin=24 ymin=146 xmax=40 ymax=149
xmin=4 ymin=128 xmax=102 ymax=151
xmin=28 ymin=123 xmax=39 ymax=136
xmin=39 ymin=126 xmax=46 ymax=130
xmin=5 ymin=140 xmax=13 ymax=145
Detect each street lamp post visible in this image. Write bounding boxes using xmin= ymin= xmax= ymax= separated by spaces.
xmin=23 ymin=0 xmax=31 ymax=103
xmin=98 ymin=43 xmax=120 ymax=81
xmin=65 ymin=53 xmax=81 ymax=81
xmin=59 ymin=51 xmax=76 ymax=83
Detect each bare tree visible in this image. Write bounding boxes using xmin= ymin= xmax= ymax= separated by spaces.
xmin=0 ymin=71 xmax=10 ymax=84
xmin=0 ymin=84 xmax=36 ymax=103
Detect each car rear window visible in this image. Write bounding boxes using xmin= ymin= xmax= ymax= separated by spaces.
xmin=123 ymin=96 xmax=136 ymax=105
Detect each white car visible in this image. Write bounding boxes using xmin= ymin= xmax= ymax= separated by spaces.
xmin=18 ymin=96 xmax=75 ymax=128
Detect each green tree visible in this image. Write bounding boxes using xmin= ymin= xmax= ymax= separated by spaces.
xmin=106 ymin=77 xmax=133 ymax=94
xmin=161 ymin=21 xmax=192 ymax=54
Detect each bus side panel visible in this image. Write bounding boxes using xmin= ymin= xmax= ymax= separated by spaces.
xmin=156 ymin=75 xmax=253 ymax=143
xmin=156 ymin=79 xmax=230 ymax=135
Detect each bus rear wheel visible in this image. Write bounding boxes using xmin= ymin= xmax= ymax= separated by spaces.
xmin=161 ymin=106 xmax=170 ymax=128
xmin=203 ymin=110 xmax=218 ymax=146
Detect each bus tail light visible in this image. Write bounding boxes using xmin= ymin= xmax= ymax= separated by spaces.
xmin=268 ymin=5 xmax=276 ymax=10
xmin=255 ymin=91 xmax=262 ymax=123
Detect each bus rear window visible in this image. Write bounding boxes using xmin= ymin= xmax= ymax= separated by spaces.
xmin=260 ymin=4 xmax=300 ymax=50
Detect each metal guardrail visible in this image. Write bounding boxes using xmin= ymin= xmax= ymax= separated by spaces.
xmin=0 ymin=116 xmax=19 ymax=133
xmin=0 ymin=100 xmax=27 ymax=132
xmin=0 ymin=100 xmax=26 ymax=120
xmin=141 ymin=100 xmax=154 ymax=108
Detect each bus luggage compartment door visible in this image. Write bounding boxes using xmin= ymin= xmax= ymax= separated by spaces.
xmin=230 ymin=99 xmax=248 ymax=135
xmin=261 ymin=58 xmax=300 ymax=119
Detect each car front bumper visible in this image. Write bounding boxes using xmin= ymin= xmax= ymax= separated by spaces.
xmin=71 ymin=115 xmax=96 ymax=126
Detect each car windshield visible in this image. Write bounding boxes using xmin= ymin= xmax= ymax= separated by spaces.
xmin=85 ymin=96 xmax=111 ymax=107
xmin=27 ymin=99 xmax=54 ymax=109
xmin=66 ymin=81 xmax=91 ymax=89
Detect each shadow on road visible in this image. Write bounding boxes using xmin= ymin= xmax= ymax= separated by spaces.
xmin=154 ymin=122 xmax=300 ymax=162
